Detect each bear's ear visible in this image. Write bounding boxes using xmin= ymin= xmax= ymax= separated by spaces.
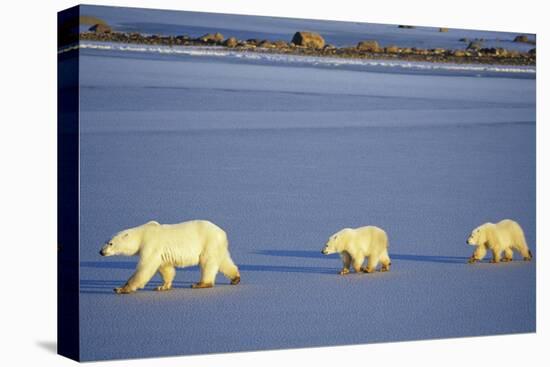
xmin=147 ymin=220 xmax=160 ymax=226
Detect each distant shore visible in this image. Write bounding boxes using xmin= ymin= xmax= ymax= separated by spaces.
xmin=78 ymin=29 xmax=536 ymax=66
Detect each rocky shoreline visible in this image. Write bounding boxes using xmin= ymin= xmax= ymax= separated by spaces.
xmin=79 ymin=28 xmax=536 ymax=66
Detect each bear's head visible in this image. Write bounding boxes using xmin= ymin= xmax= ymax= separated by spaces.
xmin=467 ymin=224 xmax=489 ymax=246
xmin=100 ymin=228 xmax=142 ymax=257
xmin=321 ymin=229 xmax=350 ymax=255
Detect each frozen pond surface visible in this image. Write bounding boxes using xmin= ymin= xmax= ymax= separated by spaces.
xmin=77 ymin=46 xmax=535 ymax=361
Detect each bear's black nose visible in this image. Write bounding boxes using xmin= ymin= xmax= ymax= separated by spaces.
xmin=99 ymin=249 xmax=104 ymax=256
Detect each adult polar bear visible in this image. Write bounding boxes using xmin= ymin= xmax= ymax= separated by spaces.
xmin=467 ymin=219 xmax=533 ymax=263
xmin=322 ymin=226 xmax=391 ymax=274
xmin=100 ymin=220 xmax=240 ymax=294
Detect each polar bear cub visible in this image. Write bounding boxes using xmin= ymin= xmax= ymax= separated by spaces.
xmin=467 ymin=219 xmax=532 ymax=264
xmin=100 ymin=220 xmax=240 ymax=294
xmin=322 ymin=226 xmax=391 ymax=274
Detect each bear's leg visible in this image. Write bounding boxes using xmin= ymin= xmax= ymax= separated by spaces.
xmin=380 ymin=252 xmax=391 ymax=272
xmin=468 ymin=245 xmax=487 ymax=264
xmin=155 ymin=265 xmax=176 ymax=291
xmin=192 ymin=261 xmax=219 ymax=289
xmin=219 ymin=254 xmax=241 ymax=285
xmin=503 ymin=248 xmax=514 ymax=262
xmin=363 ymin=256 xmax=379 ymax=274
xmin=115 ymin=261 xmax=160 ymax=294
xmin=490 ymin=248 xmax=502 ymax=263
xmin=339 ymin=252 xmax=351 ymax=275
xmin=114 ymin=285 xmax=134 ymax=294
xmin=351 ymin=256 xmax=365 ymax=273
xmin=516 ymin=245 xmax=532 ymax=261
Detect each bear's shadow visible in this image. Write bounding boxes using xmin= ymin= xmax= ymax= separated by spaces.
xmin=79 ymin=278 xmax=197 ymax=294
xmin=79 ymin=260 xmax=336 ymax=295
xmin=79 ymin=261 xmax=335 ymax=275
xmin=256 ymin=250 xmax=469 ymax=264
xmin=80 ymin=261 xmax=198 ymax=294
xmin=79 ymin=251 xmax=470 ymax=294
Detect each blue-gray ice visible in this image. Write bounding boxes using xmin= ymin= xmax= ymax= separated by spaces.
xmin=76 ymin=10 xmax=535 ymax=361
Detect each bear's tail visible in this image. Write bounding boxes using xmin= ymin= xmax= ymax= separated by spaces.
xmin=220 ymin=253 xmax=240 ymax=285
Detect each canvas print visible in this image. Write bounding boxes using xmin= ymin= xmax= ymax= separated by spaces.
xmin=57 ymin=4 xmax=536 ymax=362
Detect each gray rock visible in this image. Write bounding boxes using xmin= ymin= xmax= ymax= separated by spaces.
xmin=246 ymin=39 xmax=261 ymax=45
xmin=258 ymin=40 xmax=275 ymax=48
xmin=467 ymin=41 xmax=482 ymax=50
xmin=513 ymin=35 xmax=530 ymax=43
xmin=223 ymin=37 xmax=238 ymax=47
xmin=356 ymin=40 xmax=380 ymax=52
xmin=291 ymin=32 xmax=325 ymax=49
xmin=89 ymin=24 xmax=111 ymax=33
xmin=199 ymin=32 xmax=224 ymax=44
xmin=273 ymin=40 xmax=289 ymax=48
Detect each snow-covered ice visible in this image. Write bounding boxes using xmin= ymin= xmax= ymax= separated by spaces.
xmin=76 ymin=31 xmax=535 ymax=361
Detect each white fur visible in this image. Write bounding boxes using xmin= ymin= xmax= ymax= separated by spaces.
xmin=100 ymin=220 xmax=240 ymax=293
xmin=467 ymin=219 xmax=532 ymax=263
xmin=322 ymin=226 xmax=391 ymax=274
